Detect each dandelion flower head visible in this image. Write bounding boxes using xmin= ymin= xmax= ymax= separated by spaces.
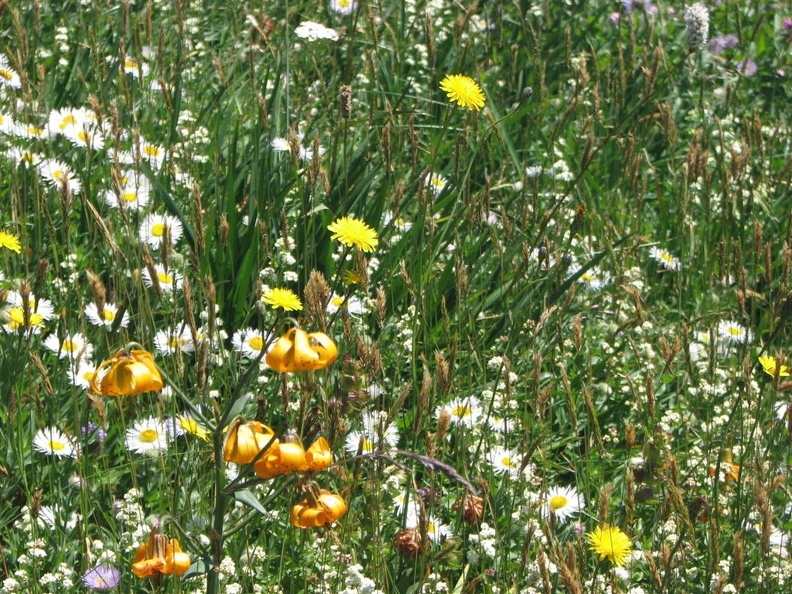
xmin=587 ymin=524 xmax=633 ymax=567
xmin=328 ymin=216 xmax=379 ymax=252
xmin=439 ymin=74 xmax=486 ymax=111
xmin=262 ymin=287 xmax=303 ymax=311
xmin=758 ymin=355 xmax=790 ymax=378
xmin=0 ymin=230 xmax=21 ymax=253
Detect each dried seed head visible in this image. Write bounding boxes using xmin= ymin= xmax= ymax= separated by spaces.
xmin=339 ymin=85 xmax=352 ymax=120
xmin=453 ymin=492 xmax=484 ymax=525
xmin=393 ymin=528 xmax=422 ymax=558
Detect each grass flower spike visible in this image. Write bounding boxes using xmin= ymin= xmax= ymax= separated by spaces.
xmin=587 ymin=524 xmax=633 ymax=567
xmin=439 ymin=74 xmax=486 ymax=111
xmin=328 ymin=216 xmax=379 ymax=252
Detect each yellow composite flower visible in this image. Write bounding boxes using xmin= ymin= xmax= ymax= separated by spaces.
xmin=439 ymin=74 xmax=486 ymax=111
xmin=587 ymin=524 xmax=633 ymax=567
xmin=758 ymin=355 xmax=790 ymax=378
xmin=262 ymin=287 xmax=303 ymax=311
xmin=328 ymin=216 xmax=379 ymax=252
xmin=0 ymin=231 xmax=21 ymax=253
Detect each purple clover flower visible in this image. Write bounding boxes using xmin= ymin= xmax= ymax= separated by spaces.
xmin=737 ymin=58 xmax=758 ymax=77
xmin=708 ymin=34 xmax=738 ymax=55
xmin=82 ymin=565 xmax=121 ymax=590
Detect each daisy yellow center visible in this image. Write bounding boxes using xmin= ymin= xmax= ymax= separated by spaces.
xmin=139 ymin=429 xmax=159 ymax=443
xmin=151 ymin=223 xmax=166 ymax=237
xmin=581 ymin=273 xmax=594 ymax=282
xmin=169 ymin=337 xmax=183 ymax=348
xmin=77 ymin=131 xmax=90 ymax=143
xmin=339 ymin=0 xmax=350 ymax=6
xmin=361 ymin=439 xmax=374 ymax=452
xmin=247 ymin=336 xmax=264 ymax=350
xmin=144 ymin=145 xmax=161 ymax=157
xmin=81 ymin=371 xmax=96 ymax=381
xmin=426 ymin=522 xmax=437 ymax=535
xmin=103 ymin=309 xmax=116 ymax=321
xmin=53 ymin=169 xmax=65 ymax=181
xmin=331 ymin=296 xmax=344 ymax=306
xmin=660 ymin=252 xmax=674 ymax=263
xmin=431 ymin=178 xmax=444 ymax=188
xmin=123 ymin=191 xmax=138 ymax=203
xmin=0 ymin=114 xmax=4 ymax=124
xmin=49 ymin=439 xmax=66 ymax=451
xmin=500 ymin=456 xmax=514 ymax=467
xmin=0 ymin=69 xmax=12 ymax=81
xmin=549 ymin=495 xmax=568 ymax=510
xmin=125 ymin=59 xmax=138 ymax=69
xmin=7 ymin=307 xmax=44 ymax=328
xmin=451 ymin=405 xmax=471 ymax=418
xmin=62 ymin=339 xmax=78 ymax=353
xmin=157 ymin=271 xmax=173 ymax=284
xmin=727 ymin=326 xmax=742 ymax=336
xmin=29 ymin=126 xmax=44 ymax=136
xmin=60 ymin=115 xmax=77 ymax=129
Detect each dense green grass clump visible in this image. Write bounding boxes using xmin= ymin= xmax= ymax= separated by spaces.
xmin=1 ymin=1 xmax=791 ymax=592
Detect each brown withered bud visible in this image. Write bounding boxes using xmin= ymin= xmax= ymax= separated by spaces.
xmin=625 ymin=422 xmax=636 ymax=449
xmin=453 ymin=492 xmax=484 ymax=525
xmin=339 ymin=85 xmax=352 ymax=120
xmin=393 ymin=528 xmax=422 ymax=558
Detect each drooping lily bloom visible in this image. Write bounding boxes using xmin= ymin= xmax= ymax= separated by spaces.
xmin=254 ymin=433 xmax=333 ymax=478
xmin=131 ymin=528 xmax=191 ymax=578
xmin=223 ymin=419 xmax=276 ymax=465
xmin=290 ymin=489 xmax=347 ymax=528
xmin=90 ymin=349 xmax=163 ymax=396
xmin=265 ymin=328 xmax=338 ymax=372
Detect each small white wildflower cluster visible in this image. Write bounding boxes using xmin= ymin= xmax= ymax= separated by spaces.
xmin=338 ymin=564 xmax=384 ymax=594
xmin=467 ymin=522 xmax=498 ymax=565
xmin=420 ymin=572 xmax=449 ymax=594
xmin=116 ymin=489 xmax=150 ymax=553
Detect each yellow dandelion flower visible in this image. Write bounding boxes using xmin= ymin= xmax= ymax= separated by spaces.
xmin=587 ymin=524 xmax=633 ymax=567
xmin=262 ymin=287 xmax=303 ymax=311
xmin=439 ymin=74 xmax=486 ymax=111
xmin=328 ymin=216 xmax=379 ymax=252
xmin=0 ymin=230 xmax=21 ymax=253
xmin=758 ymin=355 xmax=790 ymax=378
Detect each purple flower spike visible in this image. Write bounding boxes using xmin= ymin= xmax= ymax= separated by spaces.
xmin=82 ymin=565 xmax=121 ymax=590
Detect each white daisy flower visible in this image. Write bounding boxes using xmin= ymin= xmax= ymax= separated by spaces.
xmin=85 ymin=302 xmax=127 ymax=329
xmin=47 ymin=107 xmax=91 ymax=136
xmin=141 ymin=264 xmax=182 ymax=294
xmin=63 ymin=126 xmax=105 ymax=151
xmin=125 ymin=417 xmax=169 ymax=454
xmin=649 ymin=246 xmax=681 ymax=271
xmin=231 ymin=328 xmax=269 ymax=358
xmin=139 ymin=214 xmax=184 ymax=248
xmin=33 ymin=427 xmax=77 ymax=458
xmin=43 ymin=332 xmax=94 ymax=363
xmin=717 ymin=320 xmax=752 ymax=344
xmin=0 ymin=54 xmax=21 ymax=89
xmin=541 ymin=485 xmax=584 ymax=523
xmin=2 ymin=290 xmax=55 ymax=334
xmin=330 ymin=0 xmax=357 ymax=14
xmin=104 ymin=173 xmax=151 ymax=211
xmin=436 ymin=396 xmax=481 ymax=427
xmin=326 ymin=293 xmax=366 ymax=316
xmin=154 ymin=326 xmax=195 ymax=354
xmin=486 ymin=446 xmax=523 ymax=477
xmin=425 ymin=172 xmax=448 ymax=195
xmin=37 ymin=158 xmax=82 ymax=195
xmin=121 ymin=56 xmax=150 ymax=78
xmin=568 ymin=263 xmax=610 ymax=291
xmin=344 ymin=430 xmax=378 ymax=455
xmin=67 ymin=361 xmax=97 ymax=389
xmin=271 ymin=136 xmax=292 ymax=152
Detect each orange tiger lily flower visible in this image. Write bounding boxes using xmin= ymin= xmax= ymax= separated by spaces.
xmin=131 ymin=528 xmax=191 ymax=579
xmin=290 ymin=489 xmax=347 ymax=529
xmin=90 ymin=349 xmax=163 ymax=396
xmin=223 ymin=420 xmax=276 ymax=465
xmin=265 ymin=328 xmax=338 ymax=372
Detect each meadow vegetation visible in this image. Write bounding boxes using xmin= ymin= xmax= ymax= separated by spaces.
xmin=1 ymin=1 xmax=791 ymax=593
